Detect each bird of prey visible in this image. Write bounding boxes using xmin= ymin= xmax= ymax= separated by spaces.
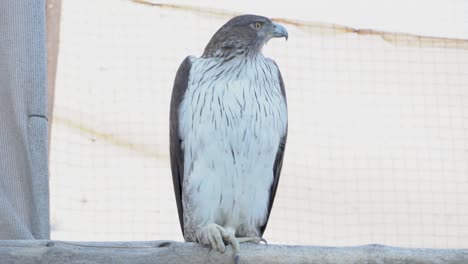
xmin=170 ymin=14 xmax=288 ymax=261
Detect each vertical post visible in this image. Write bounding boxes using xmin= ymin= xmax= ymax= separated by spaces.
xmin=0 ymin=0 xmax=50 ymax=239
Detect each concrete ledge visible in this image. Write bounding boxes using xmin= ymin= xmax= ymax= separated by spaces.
xmin=0 ymin=240 xmax=467 ymax=264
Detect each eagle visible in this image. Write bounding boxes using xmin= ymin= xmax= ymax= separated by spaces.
xmin=170 ymin=14 xmax=288 ymax=262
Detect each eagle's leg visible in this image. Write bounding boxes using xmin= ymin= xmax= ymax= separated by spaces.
xmin=200 ymin=223 xmax=239 ymax=253
xmin=200 ymin=223 xmax=227 ymax=253
xmin=200 ymin=224 xmax=267 ymax=263
xmin=200 ymin=224 xmax=243 ymax=263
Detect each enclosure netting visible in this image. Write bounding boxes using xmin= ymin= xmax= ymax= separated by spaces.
xmin=49 ymin=0 xmax=468 ymax=248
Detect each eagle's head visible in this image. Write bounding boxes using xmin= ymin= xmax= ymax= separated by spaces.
xmin=202 ymin=14 xmax=288 ymax=58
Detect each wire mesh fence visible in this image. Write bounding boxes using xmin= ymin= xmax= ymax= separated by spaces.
xmin=49 ymin=0 xmax=468 ymax=248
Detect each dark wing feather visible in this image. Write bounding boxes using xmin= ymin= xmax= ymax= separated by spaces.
xmin=260 ymin=60 xmax=288 ymax=236
xmin=169 ymin=56 xmax=192 ymax=236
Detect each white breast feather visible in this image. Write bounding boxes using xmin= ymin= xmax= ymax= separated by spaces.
xmin=179 ymin=55 xmax=287 ymax=235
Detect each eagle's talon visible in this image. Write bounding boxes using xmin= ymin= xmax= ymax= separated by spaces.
xmin=203 ymin=223 xmax=227 ymax=253
xmin=234 ymin=254 xmax=240 ymax=264
xmin=237 ymin=236 xmax=265 ymax=244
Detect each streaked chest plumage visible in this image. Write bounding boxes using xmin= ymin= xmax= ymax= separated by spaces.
xmin=178 ymin=55 xmax=287 ymax=236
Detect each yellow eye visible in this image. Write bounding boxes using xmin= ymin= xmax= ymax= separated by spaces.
xmin=254 ymin=22 xmax=263 ymax=30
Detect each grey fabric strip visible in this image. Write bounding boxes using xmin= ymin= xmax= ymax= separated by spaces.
xmin=0 ymin=0 xmax=50 ymax=239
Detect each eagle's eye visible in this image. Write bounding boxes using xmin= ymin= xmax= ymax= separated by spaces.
xmin=252 ymin=22 xmax=263 ymax=30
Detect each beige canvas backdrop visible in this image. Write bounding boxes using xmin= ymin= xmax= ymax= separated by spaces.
xmin=49 ymin=0 xmax=468 ymax=248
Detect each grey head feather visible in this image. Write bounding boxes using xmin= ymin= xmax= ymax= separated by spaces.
xmin=202 ymin=15 xmax=288 ymax=59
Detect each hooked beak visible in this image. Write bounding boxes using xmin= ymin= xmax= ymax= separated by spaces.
xmin=271 ymin=22 xmax=288 ymax=41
